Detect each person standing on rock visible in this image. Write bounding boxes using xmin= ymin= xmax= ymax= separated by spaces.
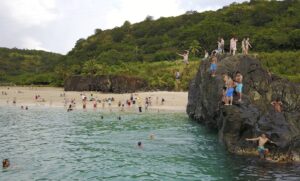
xmin=217 ymin=38 xmax=222 ymax=54
xmin=221 ymin=38 xmax=225 ymax=54
xmin=245 ymin=37 xmax=252 ymax=55
xmin=241 ymin=38 xmax=246 ymax=55
xmin=225 ymin=80 xmax=234 ymax=105
xmin=230 ymin=37 xmax=234 ymax=55
xmin=271 ymin=98 xmax=283 ymax=112
xmin=246 ymin=134 xmax=276 ymax=159
xmin=235 ymin=71 xmax=243 ymax=102
xmin=177 ymin=50 xmax=189 ymax=65
xmin=222 ymin=73 xmax=232 ymax=104
xmin=210 ymin=51 xmax=217 ymax=77
xmin=203 ymin=50 xmax=209 ymax=61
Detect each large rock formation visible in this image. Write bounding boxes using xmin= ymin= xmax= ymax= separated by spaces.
xmin=187 ymin=55 xmax=300 ymax=162
xmin=64 ymin=75 xmax=147 ymax=93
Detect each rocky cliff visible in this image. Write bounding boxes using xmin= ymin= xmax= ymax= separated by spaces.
xmin=64 ymin=75 xmax=147 ymax=93
xmin=187 ymin=55 xmax=300 ymax=162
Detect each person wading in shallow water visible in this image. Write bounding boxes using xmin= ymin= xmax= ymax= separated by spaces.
xmin=246 ymin=134 xmax=276 ymax=160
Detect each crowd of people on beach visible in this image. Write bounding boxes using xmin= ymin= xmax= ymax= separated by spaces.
xmin=63 ymin=92 xmax=166 ymax=114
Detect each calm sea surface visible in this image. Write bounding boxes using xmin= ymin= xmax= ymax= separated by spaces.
xmin=1 ymin=106 xmax=300 ymax=180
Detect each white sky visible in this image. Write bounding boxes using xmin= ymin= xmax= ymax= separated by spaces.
xmin=0 ymin=0 xmax=248 ymax=54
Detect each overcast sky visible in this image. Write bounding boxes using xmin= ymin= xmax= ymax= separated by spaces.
xmin=0 ymin=0 xmax=248 ymax=54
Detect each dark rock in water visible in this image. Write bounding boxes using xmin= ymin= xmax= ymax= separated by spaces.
xmin=187 ymin=55 xmax=300 ymax=162
xmin=64 ymin=75 xmax=147 ymax=93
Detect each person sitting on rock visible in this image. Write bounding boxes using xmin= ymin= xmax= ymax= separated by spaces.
xmin=246 ymin=134 xmax=276 ymax=159
xmin=210 ymin=51 xmax=217 ymax=77
xmin=234 ymin=71 xmax=243 ymax=102
xmin=271 ymin=98 xmax=283 ymax=112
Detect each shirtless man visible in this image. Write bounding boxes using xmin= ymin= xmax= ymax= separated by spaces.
xmin=246 ymin=134 xmax=276 ymax=159
xmin=235 ymin=71 xmax=243 ymax=102
xmin=177 ymin=50 xmax=189 ymax=65
xmin=271 ymin=98 xmax=283 ymax=112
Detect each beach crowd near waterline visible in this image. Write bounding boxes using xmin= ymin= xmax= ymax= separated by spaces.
xmin=0 ymin=87 xmax=187 ymax=112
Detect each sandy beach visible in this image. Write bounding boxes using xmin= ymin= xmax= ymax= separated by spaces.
xmin=0 ymin=86 xmax=188 ymax=112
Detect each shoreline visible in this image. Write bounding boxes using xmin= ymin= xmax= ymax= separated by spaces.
xmin=0 ymin=86 xmax=188 ymax=112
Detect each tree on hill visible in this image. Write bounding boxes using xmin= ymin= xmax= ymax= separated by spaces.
xmin=189 ymin=40 xmax=201 ymax=57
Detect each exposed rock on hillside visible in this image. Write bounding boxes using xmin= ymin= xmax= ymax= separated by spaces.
xmin=187 ymin=55 xmax=300 ymax=162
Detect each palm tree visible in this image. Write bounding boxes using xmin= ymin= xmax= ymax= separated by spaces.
xmin=189 ymin=40 xmax=201 ymax=57
xmin=83 ymin=59 xmax=99 ymax=75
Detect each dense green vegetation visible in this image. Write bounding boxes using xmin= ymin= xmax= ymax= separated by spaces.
xmin=0 ymin=0 xmax=299 ymax=89
xmin=66 ymin=0 xmax=300 ymax=65
xmin=0 ymin=47 xmax=63 ymax=85
xmin=259 ymin=51 xmax=300 ymax=82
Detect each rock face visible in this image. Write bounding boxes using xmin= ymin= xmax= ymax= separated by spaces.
xmin=64 ymin=75 xmax=148 ymax=93
xmin=187 ymin=55 xmax=300 ymax=162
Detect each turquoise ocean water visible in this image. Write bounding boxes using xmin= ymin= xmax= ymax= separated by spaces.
xmin=1 ymin=106 xmax=299 ymax=180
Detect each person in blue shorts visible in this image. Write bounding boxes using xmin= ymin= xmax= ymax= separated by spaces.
xmin=246 ymin=134 xmax=276 ymax=160
xmin=225 ymin=79 xmax=234 ymax=105
xmin=235 ymin=71 xmax=243 ymax=102
xmin=210 ymin=51 xmax=217 ymax=77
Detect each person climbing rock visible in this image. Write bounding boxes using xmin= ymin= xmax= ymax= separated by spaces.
xmin=246 ymin=134 xmax=276 ymax=159
xmin=271 ymin=98 xmax=283 ymax=112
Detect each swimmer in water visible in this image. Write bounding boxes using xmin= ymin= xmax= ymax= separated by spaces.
xmin=149 ymin=134 xmax=155 ymax=140
xmin=2 ymin=159 xmax=10 ymax=168
xmin=137 ymin=141 xmax=143 ymax=149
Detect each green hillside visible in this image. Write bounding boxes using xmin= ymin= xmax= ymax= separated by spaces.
xmin=0 ymin=0 xmax=299 ymax=88
xmin=0 ymin=47 xmax=64 ymax=85
xmin=66 ymin=0 xmax=300 ymax=65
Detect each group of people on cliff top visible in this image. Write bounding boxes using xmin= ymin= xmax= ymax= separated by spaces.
xmin=176 ymin=37 xmax=252 ymax=81
xmin=216 ymin=37 xmax=252 ymax=56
